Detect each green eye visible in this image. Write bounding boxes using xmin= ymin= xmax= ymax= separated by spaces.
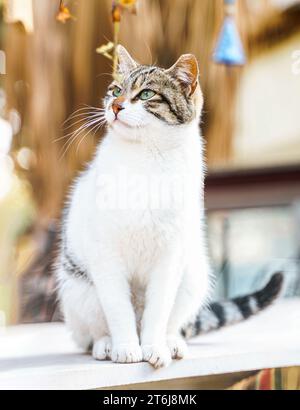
xmin=112 ymin=86 xmax=122 ymax=97
xmin=139 ymin=89 xmax=156 ymax=100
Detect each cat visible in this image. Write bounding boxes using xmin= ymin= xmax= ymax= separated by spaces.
xmin=56 ymin=46 xmax=283 ymax=368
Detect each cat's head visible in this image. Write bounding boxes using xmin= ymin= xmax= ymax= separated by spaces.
xmin=104 ymin=45 xmax=203 ymax=140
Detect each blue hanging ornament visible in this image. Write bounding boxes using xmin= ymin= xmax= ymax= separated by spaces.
xmin=213 ymin=0 xmax=246 ymax=66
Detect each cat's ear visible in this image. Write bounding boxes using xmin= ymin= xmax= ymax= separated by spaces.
xmin=117 ymin=45 xmax=138 ymax=75
xmin=166 ymin=54 xmax=199 ymax=96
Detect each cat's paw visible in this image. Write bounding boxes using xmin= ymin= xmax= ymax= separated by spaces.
xmin=92 ymin=336 xmax=112 ymax=360
xmin=142 ymin=344 xmax=172 ymax=368
xmin=111 ymin=343 xmax=143 ymax=363
xmin=167 ymin=335 xmax=188 ymax=359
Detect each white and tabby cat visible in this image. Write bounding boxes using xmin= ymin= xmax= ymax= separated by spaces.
xmin=56 ymin=46 xmax=283 ymax=368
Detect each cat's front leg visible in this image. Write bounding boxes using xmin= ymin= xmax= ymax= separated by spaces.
xmin=141 ymin=247 xmax=183 ymax=368
xmin=167 ymin=253 xmax=211 ymax=359
xmin=88 ymin=248 xmax=142 ymax=364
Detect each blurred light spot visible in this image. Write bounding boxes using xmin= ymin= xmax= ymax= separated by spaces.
xmin=8 ymin=109 xmax=21 ymax=135
xmin=0 ymin=117 xmax=13 ymax=155
xmin=0 ymin=88 xmax=6 ymax=114
xmin=17 ymin=147 xmax=34 ymax=170
xmin=5 ymin=155 xmax=15 ymax=173
xmin=0 ymin=155 xmax=14 ymax=200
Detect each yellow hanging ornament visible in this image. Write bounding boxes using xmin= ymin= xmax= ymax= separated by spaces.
xmin=56 ymin=0 xmax=75 ymax=24
xmin=96 ymin=0 xmax=138 ymax=80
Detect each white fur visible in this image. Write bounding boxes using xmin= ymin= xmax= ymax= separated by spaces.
xmin=57 ymin=84 xmax=211 ymax=368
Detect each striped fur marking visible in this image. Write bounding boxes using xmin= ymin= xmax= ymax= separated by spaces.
xmin=221 ymin=300 xmax=243 ymax=324
xmin=210 ymin=302 xmax=226 ymax=327
xmin=248 ymin=296 xmax=259 ymax=314
xmin=107 ymin=63 xmax=196 ymax=126
xmin=232 ymin=295 xmax=253 ymax=319
xmin=63 ymin=250 xmax=90 ymax=282
xmin=181 ymin=272 xmax=284 ymax=338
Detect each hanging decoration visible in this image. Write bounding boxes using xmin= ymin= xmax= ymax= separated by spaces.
xmin=213 ymin=0 xmax=246 ymax=66
xmin=56 ymin=0 xmax=75 ymax=24
xmin=54 ymin=1 xmax=137 ymax=78
xmin=96 ymin=0 xmax=137 ymax=79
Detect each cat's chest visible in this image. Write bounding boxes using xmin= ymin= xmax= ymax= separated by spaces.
xmin=92 ymin=207 xmax=181 ymax=272
xmin=109 ymin=208 xmax=182 ymax=246
xmin=117 ymin=209 xmax=180 ymax=277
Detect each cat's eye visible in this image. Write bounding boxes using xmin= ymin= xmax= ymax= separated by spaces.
xmin=112 ymin=86 xmax=122 ymax=98
xmin=139 ymin=89 xmax=156 ymax=101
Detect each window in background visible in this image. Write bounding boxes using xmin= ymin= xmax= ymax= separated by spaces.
xmin=208 ymin=205 xmax=300 ymax=300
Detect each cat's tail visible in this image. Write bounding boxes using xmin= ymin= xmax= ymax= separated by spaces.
xmin=182 ymin=272 xmax=284 ymax=339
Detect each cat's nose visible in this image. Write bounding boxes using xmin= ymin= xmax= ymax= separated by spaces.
xmin=112 ymin=97 xmax=125 ymax=117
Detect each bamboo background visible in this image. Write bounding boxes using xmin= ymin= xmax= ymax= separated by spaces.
xmin=3 ymin=0 xmax=290 ymax=220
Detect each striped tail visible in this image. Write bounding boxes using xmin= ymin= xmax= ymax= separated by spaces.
xmin=182 ymin=272 xmax=284 ymax=339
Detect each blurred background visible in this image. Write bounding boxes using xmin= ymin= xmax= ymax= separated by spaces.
xmin=0 ymin=0 xmax=300 ymax=326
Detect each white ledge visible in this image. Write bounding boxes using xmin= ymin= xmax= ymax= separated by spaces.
xmin=0 ymin=299 xmax=300 ymax=390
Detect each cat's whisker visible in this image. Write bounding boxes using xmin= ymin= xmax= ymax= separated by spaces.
xmin=75 ymin=119 xmax=107 ymax=154
xmin=75 ymin=119 xmax=106 ymax=155
xmin=59 ymin=117 xmax=107 ymax=160
xmin=59 ymin=118 xmax=102 ymax=159
xmin=64 ymin=106 xmax=100 ymax=118
xmin=65 ymin=108 xmax=103 ymax=118
xmin=82 ymin=104 xmax=105 ymax=112
xmin=63 ymin=106 xmax=104 ymax=124
xmin=60 ymin=116 xmax=104 ymax=141
xmin=63 ymin=113 xmax=105 ymax=132
xmin=54 ymin=120 xmax=96 ymax=143
xmin=63 ymin=109 xmax=104 ymax=125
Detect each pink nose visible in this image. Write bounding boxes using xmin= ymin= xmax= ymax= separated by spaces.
xmin=112 ymin=97 xmax=125 ymax=117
